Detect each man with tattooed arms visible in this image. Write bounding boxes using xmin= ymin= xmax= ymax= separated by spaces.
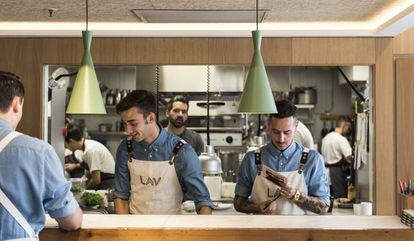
xmin=234 ymin=100 xmax=330 ymax=215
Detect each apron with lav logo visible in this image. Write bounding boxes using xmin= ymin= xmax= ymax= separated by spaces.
xmin=127 ymin=139 xmax=185 ymax=214
xmin=250 ymin=148 xmax=311 ymax=215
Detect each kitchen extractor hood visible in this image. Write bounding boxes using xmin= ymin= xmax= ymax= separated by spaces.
xmin=338 ymin=66 xmax=370 ymax=85
xmin=136 ymin=65 xmax=245 ymax=92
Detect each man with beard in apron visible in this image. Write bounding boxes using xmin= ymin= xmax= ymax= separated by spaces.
xmin=113 ymin=90 xmax=214 ymax=215
xmin=0 ymin=71 xmax=82 ymax=240
xmin=234 ymin=100 xmax=330 ymax=215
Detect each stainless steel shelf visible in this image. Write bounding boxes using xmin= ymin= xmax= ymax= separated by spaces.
xmin=187 ymin=127 xmax=243 ymax=132
xmin=296 ymin=104 xmax=315 ymax=109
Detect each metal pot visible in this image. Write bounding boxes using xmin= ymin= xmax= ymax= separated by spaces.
xmin=199 ymin=145 xmax=222 ymax=175
xmin=294 ymin=87 xmax=317 ymax=104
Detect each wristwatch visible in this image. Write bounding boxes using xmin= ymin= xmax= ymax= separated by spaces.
xmin=293 ymin=190 xmax=301 ymax=201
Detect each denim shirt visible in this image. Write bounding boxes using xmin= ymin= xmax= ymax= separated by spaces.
xmin=0 ymin=119 xmax=79 ymax=240
xmin=114 ymin=127 xmax=214 ymax=212
xmin=236 ymin=141 xmax=330 ymax=204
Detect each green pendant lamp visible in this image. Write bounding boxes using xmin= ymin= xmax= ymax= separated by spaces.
xmin=238 ymin=0 xmax=277 ymax=114
xmin=66 ymin=0 xmax=106 ymax=114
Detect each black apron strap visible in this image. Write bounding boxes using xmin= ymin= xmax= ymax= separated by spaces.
xmin=169 ymin=140 xmax=186 ymax=165
xmin=127 ymin=139 xmax=135 ymax=162
xmin=298 ymin=147 xmax=310 ymax=174
xmin=254 ymin=151 xmax=262 ymax=174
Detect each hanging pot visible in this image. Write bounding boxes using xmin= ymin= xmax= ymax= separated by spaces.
xmin=294 ymin=87 xmax=317 ymax=104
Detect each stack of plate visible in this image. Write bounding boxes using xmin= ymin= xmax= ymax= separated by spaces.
xmin=401 ymin=209 xmax=414 ymax=228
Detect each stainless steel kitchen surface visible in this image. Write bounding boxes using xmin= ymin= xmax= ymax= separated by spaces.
xmin=44 ymin=64 xmax=373 ymax=215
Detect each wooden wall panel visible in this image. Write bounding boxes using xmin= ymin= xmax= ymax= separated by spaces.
xmin=393 ymin=27 xmax=414 ymax=54
xmin=208 ymin=38 xmax=252 ymax=64
xmin=92 ymin=38 xmax=127 ymax=65
xmin=125 ymin=38 xmax=209 ymax=65
xmin=208 ymin=38 xmax=292 ymax=65
xmin=292 ymin=38 xmax=376 ymax=65
xmin=374 ymin=38 xmax=395 ymax=215
xmin=0 ymin=39 xmax=43 ymax=137
xmin=41 ymin=39 xmax=83 ymax=65
xmin=262 ymin=38 xmax=292 ymax=65
xmin=396 ymin=58 xmax=414 ymax=211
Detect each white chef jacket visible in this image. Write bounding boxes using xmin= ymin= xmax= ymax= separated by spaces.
xmin=321 ymin=132 xmax=352 ymax=165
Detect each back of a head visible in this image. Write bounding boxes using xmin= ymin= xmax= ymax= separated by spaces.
xmin=336 ymin=116 xmax=350 ymax=128
xmin=270 ymin=99 xmax=297 ymax=119
xmin=116 ymin=90 xmax=156 ymax=117
xmin=167 ymin=95 xmax=189 ymax=111
xmin=65 ymin=125 xmax=83 ymax=142
xmin=0 ymin=71 xmax=25 ymax=113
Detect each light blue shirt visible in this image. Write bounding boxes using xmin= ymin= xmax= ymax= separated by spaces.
xmin=236 ymin=141 xmax=330 ymax=204
xmin=0 ymin=119 xmax=79 ymax=240
xmin=114 ymin=126 xmax=214 ymax=212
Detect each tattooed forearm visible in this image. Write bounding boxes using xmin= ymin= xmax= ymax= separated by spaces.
xmin=233 ymin=195 xmax=261 ymax=214
xmin=295 ymin=194 xmax=329 ymax=215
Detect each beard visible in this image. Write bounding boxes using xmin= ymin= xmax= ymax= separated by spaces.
xmin=170 ymin=117 xmax=187 ymax=128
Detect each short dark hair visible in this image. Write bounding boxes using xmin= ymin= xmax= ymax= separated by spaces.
xmin=336 ymin=116 xmax=351 ymax=128
xmin=65 ymin=125 xmax=83 ymax=142
xmin=167 ymin=95 xmax=189 ymax=111
xmin=270 ymin=99 xmax=297 ymax=119
xmin=116 ymin=90 xmax=156 ymax=117
xmin=0 ymin=71 xmax=25 ymax=113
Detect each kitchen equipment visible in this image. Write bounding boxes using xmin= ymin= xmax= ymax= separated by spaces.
xmin=98 ymin=123 xmax=112 ymax=132
xmin=121 ymin=89 xmax=128 ymax=99
xmin=219 ymin=150 xmax=241 ymax=182
xmin=69 ymin=177 xmax=86 ymax=202
xmin=106 ymin=89 xmax=115 ymax=105
xmin=294 ymin=87 xmax=317 ymax=104
xmin=221 ymin=182 xmax=236 ymax=198
xmin=114 ymin=89 xmax=122 ymax=105
xmin=199 ymin=146 xmax=222 ymax=200
xmin=247 ymin=136 xmax=265 ymax=152
xmin=199 ymin=145 xmax=222 ymax=175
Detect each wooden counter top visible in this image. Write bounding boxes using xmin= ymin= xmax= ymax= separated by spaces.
xmin=41 ymin=214 xmax=413 ymax=241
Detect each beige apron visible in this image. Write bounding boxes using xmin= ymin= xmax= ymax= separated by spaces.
xmin=127 ymin=140 xmax=184 ymax=214
xmin=0 ymin=131 xmax=39 ymax=241
xmin=250 ymin=148 xmax=310 ymax=215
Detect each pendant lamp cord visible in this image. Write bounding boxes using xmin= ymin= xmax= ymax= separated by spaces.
xmin=207 ymin=65 xmax=210 ymax=146
xmin=256 ymin=0 xmax=258 ymax=31
xmin=86 ymin=0 xmax=88 ymax=31
xmin=155 ymin=65 xmax=160 ymax=121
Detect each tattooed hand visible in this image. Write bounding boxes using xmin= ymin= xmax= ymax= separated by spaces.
xmin=280 ymin=184 xmax=329 ymax=215
xmin=280 ymin=183 xmax=295 ymax=199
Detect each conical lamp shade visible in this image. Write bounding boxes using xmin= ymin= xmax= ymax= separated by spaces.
xmin=238 ymin=31 xmax=277 ymax=114
xmin=66 ymin=31 xmax=106 ymax=114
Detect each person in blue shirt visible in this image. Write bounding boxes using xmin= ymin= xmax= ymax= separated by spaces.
xmin=234 ymin=100 xmax=330 ymax=215
xmin=0 ymin=71 xmax=82 ymax=240
xmin=113 ymin=90 xmax=213 ymax=215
